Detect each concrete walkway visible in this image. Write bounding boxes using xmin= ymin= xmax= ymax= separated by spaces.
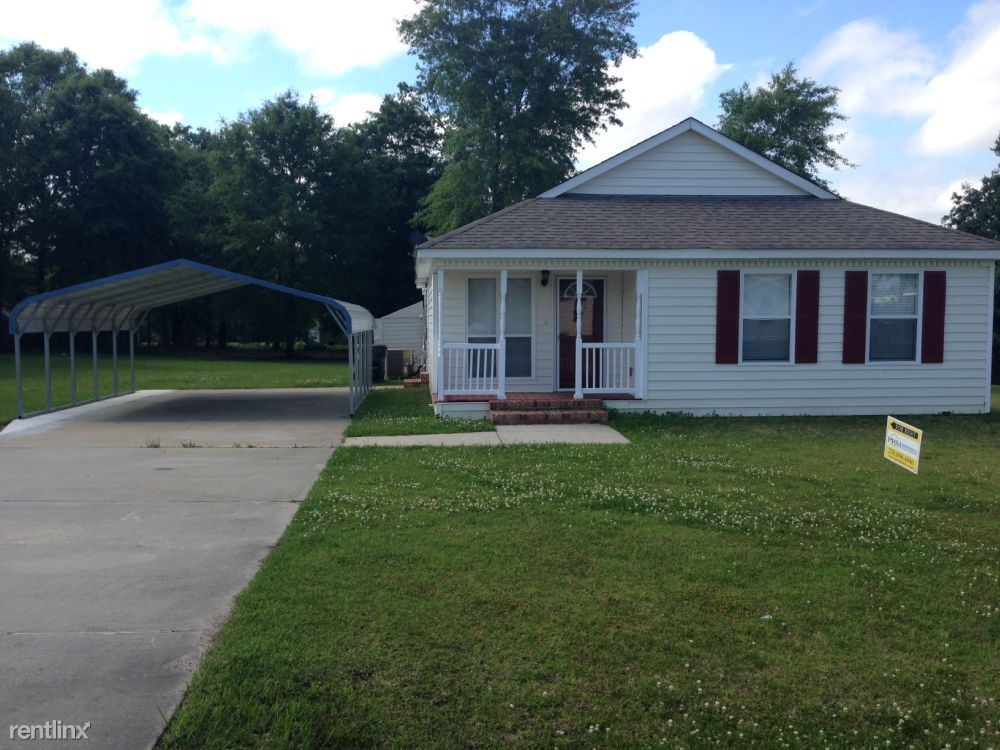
xmin=0 ymin=389 xmax=350 ymax=749
xmin=342 ymin=423 xmax=629 ymax=447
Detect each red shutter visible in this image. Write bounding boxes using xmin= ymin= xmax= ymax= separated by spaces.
xmin=842 ymin=270 xmax=868 ymax=364
xmin=716 ymin=270 xmax=740 ymax=364
xmin=794 ymin=270 xmax=820 ymax=364
xmin=921 ymin=271 xmax=946 ymax=363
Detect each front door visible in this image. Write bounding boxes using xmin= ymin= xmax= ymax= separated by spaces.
xmin=558 ymin=278 xmax=604 ymax=389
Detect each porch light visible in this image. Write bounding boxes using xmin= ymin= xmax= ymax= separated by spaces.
xmin=541 ymin=270 xmax=550 ymax=286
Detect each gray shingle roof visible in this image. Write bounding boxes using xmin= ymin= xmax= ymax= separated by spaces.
xmin=418 ymin=196 xmax=1000 ymax=253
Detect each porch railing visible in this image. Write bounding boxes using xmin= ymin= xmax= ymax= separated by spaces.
xmin=580 ymin=342 xmax=636 ymax=394
xmin=441 ymin=342 xmax=500 ymax=396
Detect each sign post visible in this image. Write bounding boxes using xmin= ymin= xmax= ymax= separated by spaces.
xmin=884 ymin=417 xmax=922 ymax=474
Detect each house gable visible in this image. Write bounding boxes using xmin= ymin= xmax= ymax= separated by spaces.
xmin=542 ymin=118 xmax=836 ymax=199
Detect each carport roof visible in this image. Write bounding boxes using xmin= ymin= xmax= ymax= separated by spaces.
xmin=8 ymin=259 xmax=375 ymax=335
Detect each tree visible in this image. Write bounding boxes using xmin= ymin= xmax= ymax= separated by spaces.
xmin=211 ymin=92 xmax=394 ymax=353
xmin=399 ymin=0 xmax=637 ymax=233
xmin=0 ymin=44 xmax=86 ymax=327
xmin=352 ymin=84 xmax=442 ymax=310
xmin=943 ymin=133 xmax=1000 ymax=381
xmin=0 ymin=42 xmax=176 ymax=298
xmin=717 ymin=63 xmax=853 ymax=189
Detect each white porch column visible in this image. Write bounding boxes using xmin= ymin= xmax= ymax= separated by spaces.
xmin=436 ymin=269 xmax=445 ymax=397
xmin=498 ymin=270 xmax=507 ymax=399
xmin=633 ymin=272 xmax=642 ymax=397
xmin=637 ymin=269 xmax=648 ymax=399
xmin=574 ymin=269 xmax=583 ymax=399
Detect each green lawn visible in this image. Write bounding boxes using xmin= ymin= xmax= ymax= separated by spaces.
xmin=344 ymin=385 xmax=493 ymax=437
xmin=160 ymin=396 xmax=1000 ymax=749
xmin=0 ymin=351 xmax=348 ymax=426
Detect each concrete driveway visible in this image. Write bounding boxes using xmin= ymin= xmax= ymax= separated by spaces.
xmin=0 ymin=389 xmax=350 ymax=749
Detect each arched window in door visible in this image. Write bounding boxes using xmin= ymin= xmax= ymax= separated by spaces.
xmin=561 ymin=281 xmax=599 ymax=299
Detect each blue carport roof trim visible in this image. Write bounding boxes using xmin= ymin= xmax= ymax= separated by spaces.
xmin=8 ymin=258 xmax=374 ymax=336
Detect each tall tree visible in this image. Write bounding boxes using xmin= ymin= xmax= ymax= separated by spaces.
xmin=353 ymin=84 xmax=442 ymax=309
xmin=399 ymin=0 xmax=637 ymax=233
xmin=0 ymin=44 xmax=86 ymax=322
xmin=211 ymin=92 xmax=389 ymax=353
xmin=943 ymin=132 xmax=1000 ymax=381
xmin=717 ymin=63 xmax=853 ymax=188
xmin=0 ymin=42 xmax=176 ymax=297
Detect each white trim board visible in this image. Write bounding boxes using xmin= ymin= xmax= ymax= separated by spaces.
xmin=540 ymin=118 xmax=838 ymax=200
xmin=418 ymin=249 xmax=1000 ymax=261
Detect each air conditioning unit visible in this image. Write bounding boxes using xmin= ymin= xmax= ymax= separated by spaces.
xmin=386 ymin=349 xmax=414 ymax=379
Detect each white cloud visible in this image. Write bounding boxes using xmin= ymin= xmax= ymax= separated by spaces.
xmin=836 ymin=128 xmax=876 ymax=166
xmin=182 ymin=0 xmax=412 ymax=76
xmin=837 ymin=169 xmax=975 ymax=223
xmin=0 ymin=0 xmax=208 ymax=73
xmin=0 ymin=0 xmax=413 ymax=77
xmin=800 ymin=3 xmax=1000 ymax=221
xmin=575 ymin=31 xmax=731 ymax=169
xmin=805 ymin=3 xmax=1000 ymax=155
xmin=804 ymin=18 xmax=933 ymax=117
xmin=909 ymin=1 xmax=1000 ymax=155
xmin=310 ymin=88 xmax=382 ymax=126
xmin=143 ymin=108 xmax=185 ymax=126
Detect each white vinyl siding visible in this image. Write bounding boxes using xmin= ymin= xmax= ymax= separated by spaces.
xmin=607 ymin=261 xmax=993 ymax=416
xmin=374 ymin=301 xmax=424 ymax=353
xmin=567 ymin=130 xmax=810 ymax=197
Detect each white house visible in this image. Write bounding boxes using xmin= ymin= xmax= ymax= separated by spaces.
xmin=415 ymin=117 xmax=1000 ymax=422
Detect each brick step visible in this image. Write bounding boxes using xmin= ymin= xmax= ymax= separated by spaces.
xmin=419 ymin=371 xmax=429 ymax=384
xmin=402 ymin=378 xmax=423 ymax=388
xmin=490 ymin=409 xmax=608 ymax=426
xmin=489 ymin=398 xmax=604 ymax=411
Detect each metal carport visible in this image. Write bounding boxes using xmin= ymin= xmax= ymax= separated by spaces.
xmin=8 ymin=259 xmax=375 ymax=418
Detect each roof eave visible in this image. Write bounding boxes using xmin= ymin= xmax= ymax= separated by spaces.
xmin=416 ymin=247 xmax=1000 ymax=262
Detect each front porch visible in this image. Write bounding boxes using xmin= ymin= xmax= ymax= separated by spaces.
xmin=427 ymin=268 xmax=649 ymax=411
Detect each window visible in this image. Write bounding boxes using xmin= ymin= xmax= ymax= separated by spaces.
xmin=505 ymin=278 xmax=532 ymax=377
xmin=869 ymin=273 xmax=918 ymax=361
xmin=467 ymin=277 xmax=496 ymax=343
xmin=742 ymin=273 xmax=791 ymax=362
xmin=562 ymin=281 xmax=598 ymax=299
xmin=466 ymin=276 xmax=532 ymax=377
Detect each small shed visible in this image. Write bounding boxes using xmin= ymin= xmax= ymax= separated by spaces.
xmin=374 ymin=301 xmax=425 ymax=375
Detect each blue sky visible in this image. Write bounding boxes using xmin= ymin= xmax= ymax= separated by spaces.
xmin=4 ymin=0 xmax=1000 ymax=221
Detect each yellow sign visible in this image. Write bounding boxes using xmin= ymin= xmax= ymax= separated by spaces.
xmin=884 ymin=417 xmax=922 ymax=474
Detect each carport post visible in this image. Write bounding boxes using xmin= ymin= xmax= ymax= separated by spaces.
xmin=92 ymin=331 xmax=99 ymax=400
xmin=112 ymin=327 xmax=119 ymax=396
xmin=43 ymin=331 xmax=52 ymax=411
xmin=129 ymin=324 xmax=136 ymax=393
xmin=14 ymin=334 xmax=23 ymax=418
xmin=348 ymin=330 xmax=355 ymax=413
xmin=69 ymin=330 xmax=76 ymax=404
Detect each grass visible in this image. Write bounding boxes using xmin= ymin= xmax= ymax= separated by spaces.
xmin=160 ymin=393 xmax=1000 ymax=749
xmin=344 ymin=385 xmax=493 ymax=437
xmin=0 ymin=351 xmax=349 ymax=427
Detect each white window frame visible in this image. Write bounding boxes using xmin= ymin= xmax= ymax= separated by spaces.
xmin=866 ymin=270 xmax=922 ymax=365
xmin=464 ymin=273 xmax=534 ymax=379
xmin=739 ymin=269 xmax=796 ymax=365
